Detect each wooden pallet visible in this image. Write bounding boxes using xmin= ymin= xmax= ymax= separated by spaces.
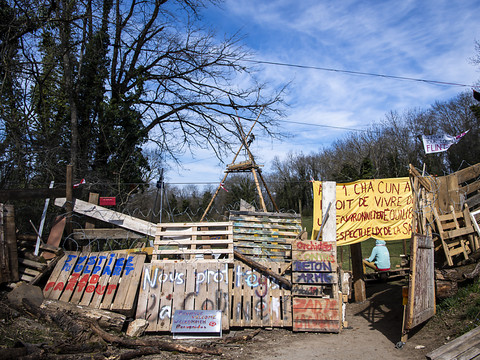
xmin=433 ymin=205 xmax=478 ymax=266
xmin=43 ymin=251 xmax=145 ymax=315
xmin=136 ymin=262 xmax=230 ymax=332
xmin=229 ymin=260 xmax=292 ymax=328
xmin=230 ymin=211 xmax=302 ymax=262
xmin=153 ymin=222 xmax=234 ymax=263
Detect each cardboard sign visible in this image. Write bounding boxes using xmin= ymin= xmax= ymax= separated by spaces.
xmin=171 ymin=310 xmax=222 ymax=338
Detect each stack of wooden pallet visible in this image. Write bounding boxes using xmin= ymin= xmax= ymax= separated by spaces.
xmin=229 ymin=210 xmax=302 ymax=262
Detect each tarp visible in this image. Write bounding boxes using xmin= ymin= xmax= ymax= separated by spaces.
xmin=313 ymin=178 xmax=413 ymax=246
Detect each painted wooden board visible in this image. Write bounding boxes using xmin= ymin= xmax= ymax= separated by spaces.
xmin=44 ymin=251 xmax=145 ymax=315
xmin=293 ymin=272 xmax=338 ymax=285
xmin=230 ymin=260 xmax=292 ymax=328
xmin=136 ymin=262 xmax=230 ymax=332
xmin=292 ymin=297 xmax=340 ymax=333
xmin=291 ymin=284 xmax=329 ymax=297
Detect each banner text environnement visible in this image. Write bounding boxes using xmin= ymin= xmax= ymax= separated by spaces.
xmin=313 ymin=178 xmax=413 ymax=246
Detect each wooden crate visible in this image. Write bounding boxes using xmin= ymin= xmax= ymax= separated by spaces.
xmin=43 ymin=251 xmax=145 ymax=315
xmin=230 ymin=260 xmax=292 ymax=328
xmin=153 ymin=222 xmax=233 ymax=263
xmin=230 ymin=211 xmax=302 ymax=262
xmin=136 ymin=262 xmax=230 ymax=332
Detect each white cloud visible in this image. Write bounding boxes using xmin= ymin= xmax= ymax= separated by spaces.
xmin=166 ymin=0 xmax=480 ymax=185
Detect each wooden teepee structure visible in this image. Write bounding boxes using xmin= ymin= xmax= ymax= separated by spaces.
xmin=200 ymin=109 xmax=278 ymax=221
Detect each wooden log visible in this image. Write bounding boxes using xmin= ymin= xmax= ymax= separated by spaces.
xmin=22 ymin=298 xmax=92 ymax=341
xmin=234 ymin=249 xmax=292 ymax=289
xmin=40 ymin=299 xmax=126 ymax=332
xmin=464 ymin=262 xmax=480 ymax=279
xmin=435 ymin=279 xmax=458 ymax=299
xmin=89 ymin=321 xmax=222 ymax=355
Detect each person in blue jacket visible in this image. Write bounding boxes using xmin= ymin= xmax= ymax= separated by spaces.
xmin=363 ymin=239 xmax=391 ymax=272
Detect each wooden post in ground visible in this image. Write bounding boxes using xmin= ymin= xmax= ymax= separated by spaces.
xmin=350 ymin=242 xmax=366 ymax=302
xmin=65 ymin=165 xmax=73 ymax=246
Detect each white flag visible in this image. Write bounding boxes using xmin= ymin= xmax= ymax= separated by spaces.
xmin=422 ymin=130 xmax=469 ymax=154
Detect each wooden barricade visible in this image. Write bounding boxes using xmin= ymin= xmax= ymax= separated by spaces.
xmin=153 ymin=222 xmax=233 ymax=263
xmin=229 ymin=211 xmax=302 ymax=261
xmin=136 ymin=262 xmax=230 ymax=332
xmin=229 ymin=260 xmax=292 ymax=328
xmin=43 ymin=251 xmax=146 ymax=315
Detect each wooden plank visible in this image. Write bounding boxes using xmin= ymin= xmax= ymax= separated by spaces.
xmin=111 ymin=254 xmax=146 ymax=313
xmin=42 ymin=216 xmax=65 ymax=260
xmin=54 ymin=198 xmax=156 ymax=237
xmin=455 ymin=163 xmax=480 ymax=184
xmin=73 ymin=228 xmax=144 ymax=240
xmin=85 ymin=192 xmax=99 ymax=230
xmin=43 ymin=253 xmax=71 ymax=299
xmin=231 ymin=261 xmax=245 ymax=327
xmin=406 ymin=234 xmax=436 ymax=330
xmin=293 ymin=272 xmax=338 ymax=284
xmin=58 ymin=253 xmax=89 ymax=303
xmin=70 ymin=252 xmax=97 ymax=304
xmin=426 ymin=325 xmax=480 ymax=360
xmin=269 ymin=262 xmax=282 ymax=327
xmin=89 ymin=253 xmax=116 ymax=309
xmin=17 ymin=258 xmax=47 ymax=271
xmin=142 ymin=264 xmax=163 ymax=332
xmin=101 ymin=253 xmax=126 ymax=310
xmin=156 ymin=222 xmax=232 ymax=229
xmin=171 ymin=263 xmax=187 ymax=324
xmin=292 ymin=260 xmax=335 ymax=272
xmin=79 ymin=251 xmax=109 ymax=307
xmin=291 ymin=284 xmax=327 ymax=297
xmin=156 ymin=262 xmax=175 ymax=331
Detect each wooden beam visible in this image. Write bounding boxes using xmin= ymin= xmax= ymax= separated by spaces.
xmin=234 ymin=249 xmax=292 ymax=289
xmin=350 ymin=242 xmax=366 ymax=302
xmin=72 ymin=228 xmax=145 ymax=240
xmin=54 ymin=198 xmax=156 ymax=237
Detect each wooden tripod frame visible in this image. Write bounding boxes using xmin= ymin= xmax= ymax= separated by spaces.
xmin=200 ymin=108 xmax=278 ymax=221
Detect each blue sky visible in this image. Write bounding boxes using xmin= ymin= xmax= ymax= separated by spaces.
xmin=164 ymin=0 xmax=480 ymax=187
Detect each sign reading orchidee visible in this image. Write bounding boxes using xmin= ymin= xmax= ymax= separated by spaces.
xmin=313 ymin=178 xmax=413 ymax=246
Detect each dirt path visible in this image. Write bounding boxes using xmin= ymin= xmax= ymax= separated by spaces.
xmin=216 ymin=281 xmax=448 ymax=360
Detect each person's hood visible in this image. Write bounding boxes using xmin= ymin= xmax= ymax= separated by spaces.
xmin=376 ymin=240 xmax=386 ymax=246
